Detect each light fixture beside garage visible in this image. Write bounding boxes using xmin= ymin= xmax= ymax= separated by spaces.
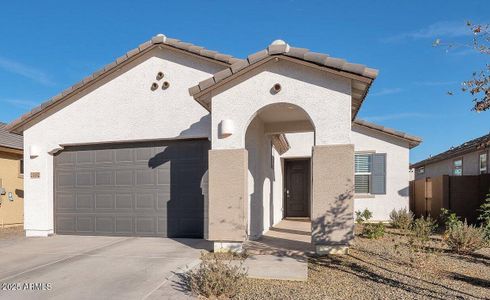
xmin=219 ymin=119 xmax=234 ymax=138
xmin=29 ymin=145 xmax=40 ymax=158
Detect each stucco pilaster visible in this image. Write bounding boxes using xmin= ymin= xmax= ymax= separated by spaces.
xmin=311 ymin=144 xmax=354 ymax=251
xmin=207 ymin=149 xmax=248 ymax=241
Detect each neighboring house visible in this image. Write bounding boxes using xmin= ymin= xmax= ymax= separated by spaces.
xmin=7 ymin=35 xmax=420 ymax=254
xmin=412 ymin=132 xmax=489 ymax=180
xmin=0 ymin=122 xmax=24 ymax=227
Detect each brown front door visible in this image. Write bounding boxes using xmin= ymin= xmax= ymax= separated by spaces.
xmin=284 ymin=159 xmax=310 ymax=218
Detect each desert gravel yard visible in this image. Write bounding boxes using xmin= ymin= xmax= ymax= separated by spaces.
xmin=234 ymin=229 xmax=490 ymax=300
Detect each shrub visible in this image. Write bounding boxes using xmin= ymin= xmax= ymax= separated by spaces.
xmin=362 ymin=222 xmax=385 ymax=239
xmin=444 ymin=220 xmax=487 ymax=254
xmin=187 ymin=253 xmax=247 ymax=299
xmin=389 ymin=208 xmax=414 ymax=231
xmin=478 ymin=190 xmax=490 ymax=240
xmin=411 ymin=216 xmax=436 ymax=243
xmin=355 ymin=209 xmax=373 ymax=225
xmin=440 ymin=208 xmax=462 ymax=230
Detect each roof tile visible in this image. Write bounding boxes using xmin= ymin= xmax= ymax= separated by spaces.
xmin=285 ymin=47 xmax=309 ymax=59
xmin=198 ymin=77 xmax=216 ymax=91
xmin=247 ymin=50 xmax=269 ymax=64
xmin=213 ymin=68 xmax=233 ymax=83
xmin=303 ymin=52 xmax=329 ymax=65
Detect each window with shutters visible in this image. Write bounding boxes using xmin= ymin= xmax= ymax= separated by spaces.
xmin=355 ymin=154 xmax=372 ymax=194
xmin=355 ymin=153 xmax=387 ymax=195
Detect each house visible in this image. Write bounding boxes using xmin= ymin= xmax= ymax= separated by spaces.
xmin=412 ymin=132 xmax=489 ymax=180
xmin=0 ymin=122 xmax=24 ymax=227
xmin=7 ymin=34 xmax=420 ymax=254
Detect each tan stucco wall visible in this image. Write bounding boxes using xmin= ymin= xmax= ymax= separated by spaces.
xmin=311 ymin=144 xmax=354 ymax=246
xmin=207 ymin=149 xmax=248 ymax=241
xmin=0 ymin=150 xmax=24 ymax=226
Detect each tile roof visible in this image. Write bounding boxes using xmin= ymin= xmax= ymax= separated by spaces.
xmin=188 ymin=40 xmax=378 ymax=119
xmin=7 ymin=34 xmax=241 ymax=134
xmin=0 ymin=122 xmax=23 ymax=150
xmin=411 ymin=132 xmax=490 ymax=168
xmin=354 ymin=119 xmax=422 ymax=148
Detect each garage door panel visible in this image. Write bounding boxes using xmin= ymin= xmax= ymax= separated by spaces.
xmin=95 ymin=192 xmax=115 ymax=209
xmin=76 ymin=193 xmax=94 ymax=210
xmin=76 ymin=151 xmax=93 ymax=165
xmin=54 ymin=139 xmax=208 ymax=237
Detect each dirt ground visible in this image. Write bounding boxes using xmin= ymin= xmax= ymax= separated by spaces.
xmin=235 ymin=229 xmax=490 ymax=300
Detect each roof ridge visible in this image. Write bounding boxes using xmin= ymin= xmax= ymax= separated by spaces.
xmin=7 ymin=34 xmax=242 ymax=133
xmin=189 ymin=41 xmax=379 ymax=97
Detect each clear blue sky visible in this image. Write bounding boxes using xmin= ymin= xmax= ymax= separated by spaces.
xmin=0 ymin=1 xmax=488 ymax=163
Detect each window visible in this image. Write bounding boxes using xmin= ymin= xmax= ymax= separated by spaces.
xmin=19 ymin=159 xmax=24 ymax=176
xmin=355 ymin=154 xmax=372 ymax=194
xmin=453 ymin=158 xmax=463 ymax=176
xmin=480 ymin=153 xmax=488 ymax=174
xmin=417 ymin=167 xmax=425 ymax=174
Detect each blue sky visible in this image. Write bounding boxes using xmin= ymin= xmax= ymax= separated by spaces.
xmin=0 ymin=1 xmax=488 ymax=163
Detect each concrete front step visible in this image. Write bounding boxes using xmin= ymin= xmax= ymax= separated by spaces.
xmin=232 ymin=255 xmax=308 ymax=281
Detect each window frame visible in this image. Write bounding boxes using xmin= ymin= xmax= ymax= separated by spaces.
xmin=19 ymin=158 xmax=24 ymax=177
xmin=452 ymin=157 xmax=463 ymax=176
xmin=479 ymin=152 xmax=488 ymax=174
xmin=355 ymin=152 xmax=373 ymax=195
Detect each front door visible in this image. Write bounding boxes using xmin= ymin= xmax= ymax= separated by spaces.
xmin=284 ymin=159 xmax=310 ymax=218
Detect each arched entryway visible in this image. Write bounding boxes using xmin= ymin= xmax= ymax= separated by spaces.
xmin=244 ymin=102 xmax=315 ymax=239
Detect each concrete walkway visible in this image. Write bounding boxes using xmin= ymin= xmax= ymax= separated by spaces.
xmin=240 ymin=255 xmax=308 ymax=281
xmin=0 ymin=235 xmax=211 ymax=299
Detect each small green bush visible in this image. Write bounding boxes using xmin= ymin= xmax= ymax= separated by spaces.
xmin=362 ymin=222 xmax=385 ymax=239
xmin=355 ymin=209 xmax=373 ymax=225
xmin=187 ymin=253 xmax=247 ymax=299
xmin=478 ymin=191 xmax=490 ymax=240
xmin=389 ymin=208 xmax=414 ymax=231
xmin=440 ymin=208 xmax=462 ymax=230
xmin=444 ymin=220 xmax=487 ymax=254
xmin=411 ymin=216 xmax=436 ymax=243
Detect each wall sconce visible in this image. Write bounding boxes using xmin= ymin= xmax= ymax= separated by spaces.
xmin=219 ymin=119 xmax=234 ymax=138
xmin=29 ymin=145 xmax=40 ymax=158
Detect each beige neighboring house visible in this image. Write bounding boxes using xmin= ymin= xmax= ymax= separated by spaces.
xmin=412 ymin=132 xmax=489 ymax=179
xmin=0 ymin=122 xmax=24 ymax=227
xmin=7 ymin=35 xmax=421 ymax=254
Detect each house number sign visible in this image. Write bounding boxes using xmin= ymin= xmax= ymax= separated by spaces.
xmin=30 ymin=172 xmax=40 ymax=179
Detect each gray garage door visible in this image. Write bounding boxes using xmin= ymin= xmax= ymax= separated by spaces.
xmin=54 ymin=139 xmax=209 ymax=238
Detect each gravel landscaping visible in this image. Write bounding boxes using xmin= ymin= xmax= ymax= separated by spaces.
xmin=234 ymin=228 xmax=490 ymax=300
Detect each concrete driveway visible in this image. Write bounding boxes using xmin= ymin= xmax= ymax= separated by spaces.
xmin=0 ymin=235 xmax=210 ymax=299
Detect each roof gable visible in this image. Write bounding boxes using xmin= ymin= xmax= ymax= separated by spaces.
xmin=189 ymin=40 xmax=379 ymax=119
xmin=7 ymin=34 xmax=241 ymax=134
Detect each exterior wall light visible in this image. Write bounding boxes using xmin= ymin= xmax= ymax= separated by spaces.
xmin=219 ymin=119 xmax=234 ymax=138
xmin=29 ymin=145 xmax=40 ymax=158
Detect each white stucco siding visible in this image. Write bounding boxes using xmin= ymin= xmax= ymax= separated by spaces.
xmin=211 ymin=59 xmax=352 ymax=150
xmin=22 ymin=48 xmax=225 ymax=236
xmin=351 ymin=125 xmax=411 ymax=221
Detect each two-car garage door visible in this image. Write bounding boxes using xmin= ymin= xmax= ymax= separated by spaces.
xmin=54 ymin=139 xmax=209 ymax=238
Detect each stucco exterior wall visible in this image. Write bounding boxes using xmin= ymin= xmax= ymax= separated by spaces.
xmin=414 ymin=149 xmax=489 ymax=180
xmin=210 ymin=59 xmax=352 ymax=150
xmin=22 ymin=48 xmax=225 ymax=236
xmin=0 ymin=151 xmax=24 ymax=226
xmin=351 ymin=124 xmax=411 ymax=221
xmin=245 ymin=118 xmax=283 ymax=238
